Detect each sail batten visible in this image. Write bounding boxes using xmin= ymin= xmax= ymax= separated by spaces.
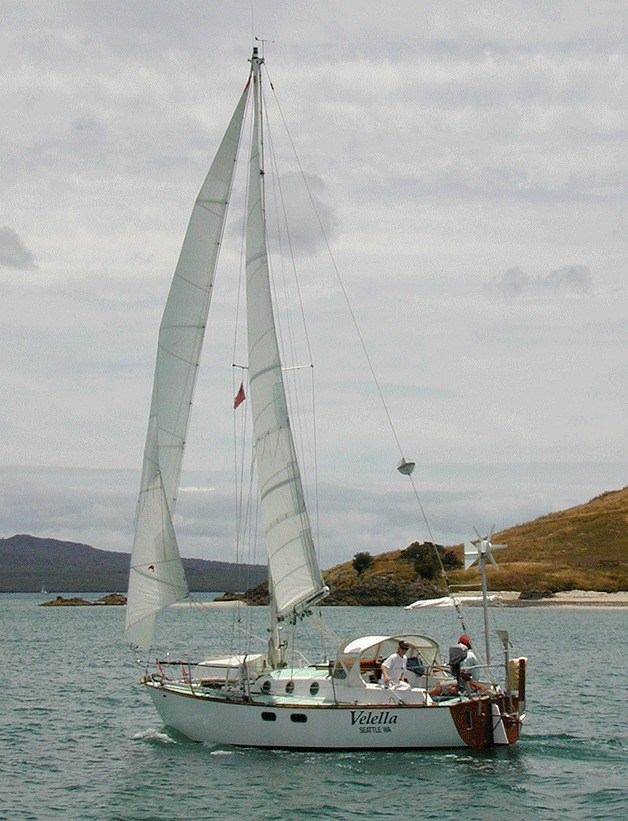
xmin=125 ymin=83 xmax=251 ymax=653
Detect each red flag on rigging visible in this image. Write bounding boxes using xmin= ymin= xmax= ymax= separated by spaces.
xmin=233 ymin=382 xmax=246 ymax=409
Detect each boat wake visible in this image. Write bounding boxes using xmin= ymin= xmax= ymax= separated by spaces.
xmin=528 ymin=732 xmax=626 ymax=763
xmin=132 ymin=727 xmax=175 ymax=745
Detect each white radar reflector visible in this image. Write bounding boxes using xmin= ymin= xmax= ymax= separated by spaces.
xmin=397 ymin=458 xmax=416 ymax=476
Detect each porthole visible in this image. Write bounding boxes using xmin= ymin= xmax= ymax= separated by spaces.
xmin=261 ymin=712 xmax=277 ymax=722
xmin=309 ymin=682 xmax=320 ymax=696
xmin=290 ymin=713 xmax=307 ymax=723
xmin=285 ymin=680 xmax=295 ymax=694
xmin=261 ymin=680 xmax=272 ymax=694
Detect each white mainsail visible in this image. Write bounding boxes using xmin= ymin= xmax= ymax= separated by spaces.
xmin=126 ymin=83 xmax=250 ymax=652
xmin=245 ymin=54 xmax=326 ymax=616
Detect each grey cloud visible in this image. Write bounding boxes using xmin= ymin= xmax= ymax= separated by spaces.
xmin=0 ymin=227 xmax=35 ymax=269
xmin=268 ymin=172 xmax=338 ymax=255
xmin=272 ymin=172 xmax=338 ymax=255
xmin=227 ymin=172 xmax=338 ymax=257
xmin=384 ymin=171 xmax=625 ymax=205
xmin=0 ymin=467 xmax=137 ymax=552
xmin=1 ymin=463 xmax=625 ymax=568
xmin=487 ymin=265 xmax=593 ymax=297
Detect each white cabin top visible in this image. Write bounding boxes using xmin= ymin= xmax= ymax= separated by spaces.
xmin=334 ymin=634 xmax=442 ymax=689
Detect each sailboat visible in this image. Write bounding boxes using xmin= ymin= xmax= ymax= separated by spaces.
xmin=125 ymin=47 xmax=526 ymax=749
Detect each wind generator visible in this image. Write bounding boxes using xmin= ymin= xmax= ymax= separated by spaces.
xmin=464 ymin=528 xmax=507 ymax=668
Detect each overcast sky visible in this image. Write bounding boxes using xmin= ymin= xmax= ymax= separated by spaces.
xmin=1 ymin=1 xmax=626 ymax=569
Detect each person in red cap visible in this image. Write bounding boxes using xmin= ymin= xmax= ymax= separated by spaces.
xmin=457 ymin=634 xmax=481 ymax=683
xmin=428 ymin=634 xmax=487 ymax=700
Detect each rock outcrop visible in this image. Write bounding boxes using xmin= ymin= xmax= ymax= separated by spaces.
xmin=41 ymin=593 xmax=127 ymax=607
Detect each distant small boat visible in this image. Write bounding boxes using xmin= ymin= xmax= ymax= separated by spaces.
xmin=125 ymin=46 xmax=527 ymax=750
xmin=40 ymin=587 xmax=47 ymax=594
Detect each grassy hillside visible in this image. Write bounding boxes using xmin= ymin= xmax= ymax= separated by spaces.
xmin=324 ymin=487 xmax=628 ymax=599
xmin=452 ymin=486 xmax=628 ymax=592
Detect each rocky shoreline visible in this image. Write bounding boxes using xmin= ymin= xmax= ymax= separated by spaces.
xmin=37 ymin=590 xmax=628 ymax=608
xmin=40 ymin=593 xmax=127 ymax=607
xmin=214 ymin=588 xmax=628 ymax=607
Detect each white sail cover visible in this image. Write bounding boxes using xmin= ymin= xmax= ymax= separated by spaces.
xmin=405 ymin=594 xmax=501 ymax=610
xmin=245 ymin=60 xmax=326 ymax=616
xmin=126 ymin=83 xmax=250 ymax=652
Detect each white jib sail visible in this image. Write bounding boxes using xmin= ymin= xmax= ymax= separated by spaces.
xmin=126 ymin=82 xmax=251 ymax=652
xmin=245 ymin=57 xmax=326 ymax=616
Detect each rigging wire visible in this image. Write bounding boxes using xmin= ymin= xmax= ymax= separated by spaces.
xmin=263 ymin=66 xmax=467 ymax=627
xmin=230 ymin=82 xmax=256 ymax=660
xmin=257 ymin=60 xmax=323 ymax=576
xmin=262 ymin=101 xmax=317 ymax=503
xmin=265 ymin=68 xmax=405 ymax=456
xmin=183 ymin=594 xmax=270 ymax=653
xmin=260 ymin=70 xmax=321 ymax=546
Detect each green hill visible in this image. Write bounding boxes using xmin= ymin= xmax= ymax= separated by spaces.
xmin=456 ymin=486 xmax=628 ymax=592
xmin=322 ymin=487 xmax=628 ymax=602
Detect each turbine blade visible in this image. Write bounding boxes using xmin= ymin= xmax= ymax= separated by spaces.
xmin=464 ymin=541 xmax=479 ymax=570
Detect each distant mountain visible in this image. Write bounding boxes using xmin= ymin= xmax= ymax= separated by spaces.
xmin=0 ymin=535 xmax=267 ymax=593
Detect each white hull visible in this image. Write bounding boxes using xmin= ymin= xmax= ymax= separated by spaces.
xmin=145 ymin=681 xmax=519 ymax=750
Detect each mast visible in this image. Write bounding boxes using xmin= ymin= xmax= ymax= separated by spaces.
xmin=250 ymin=47 xmax=284 ymax=668
xmin=479 ymin=550 xmax=491 ymax=667
xmin=245 ymin=47 xmax=327 ymax=668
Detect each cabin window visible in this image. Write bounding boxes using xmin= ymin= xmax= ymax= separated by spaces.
xmin=290 ymin=714 xmax=307 ymax=723
xmin=466 ymin=711 xmax=473 ymax=730
xmin=261 ymin=712 xmax=277 ymax=722
xmin=261 ymin=680 xmax=271 ymax=694
xmin=285 ymin=681 xmax=295 ymax=694
xmin=309 ymin=682 xmax=319 ymax=696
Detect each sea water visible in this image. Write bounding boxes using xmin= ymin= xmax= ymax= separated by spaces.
xmin=1 ymin=594 xmax=626 ymax=820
